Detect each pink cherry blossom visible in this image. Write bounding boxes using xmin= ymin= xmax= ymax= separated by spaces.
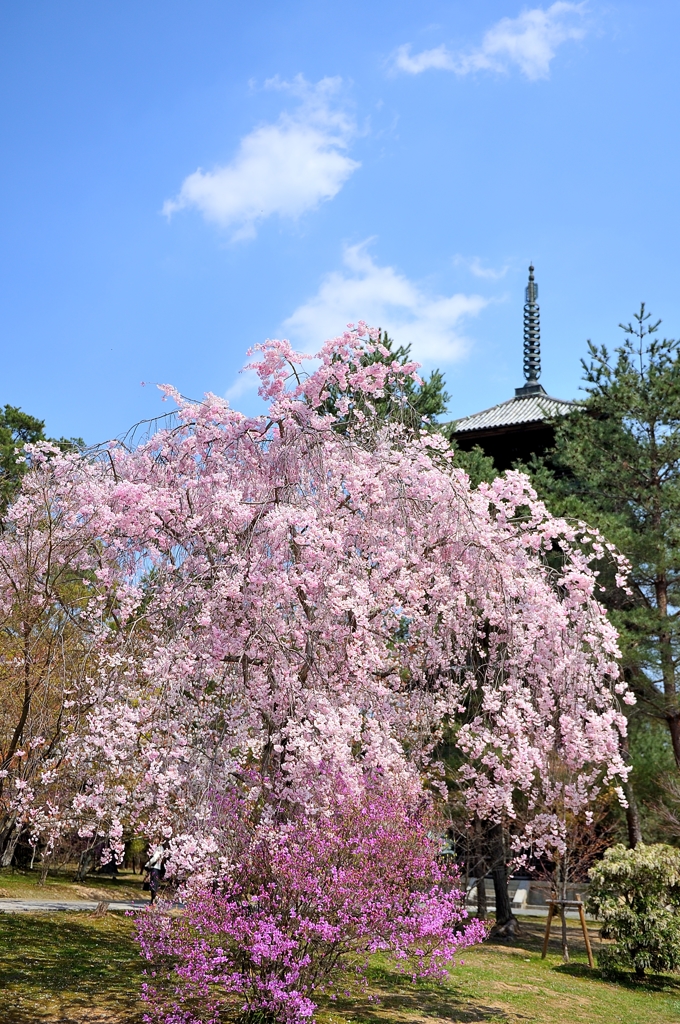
xmin=0 ymin=325 xmax=632 ymax=866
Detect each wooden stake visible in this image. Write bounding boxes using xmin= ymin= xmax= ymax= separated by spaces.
xmin=541 ymin=897 xmax=594 ymax=969
xmin=577 ymin=897 xmax=594 ymax=969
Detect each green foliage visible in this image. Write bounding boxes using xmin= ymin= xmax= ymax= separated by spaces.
xmin=530 ymin=305 xmax=680 ymax=769
xmin=625 ymin=718 xmax=677 ymax=841
xmin=587 ymin=843 xmax=680 ymax=976
xmin=0 ymin=405 xmax=46 ymax=514
xmin=370 ymin=332 xmax=450 ymax=427
xmin=317 ymin=331 xmax=499 ymax=488
xmin=0 ymin=404 xmax=83 ymax=517
xmin=448 ymin=441 xmax=498 ymax=488
xmin=319 ymin=331 xmax=450 ymax=434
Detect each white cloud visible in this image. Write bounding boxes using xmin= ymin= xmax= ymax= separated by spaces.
xmin=163 ymin=76 xmax=359 ymax=240
xmin=393 ymin=44 xmax=457 ymax=75
xmin=282 ymin=242 xmax=488 ymax=362
xmin=225 ymin=367 xmax=259 ymax=403
xmin=392 ymin=2 xmax=587 ymax=81
xmin=454 ymin=255 xmax=510 ymax=280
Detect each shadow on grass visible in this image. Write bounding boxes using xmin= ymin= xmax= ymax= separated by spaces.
xmin=0 ymin=912 xmax=144 ymax=1023
xmin=319 ymin=993 xmax=509 ymax=1024
xmin=490 ymin=918 xmax=596 ymax=957
xmin=316 ymin=964 xmax=510 ymax=1024
xmin=554 ymin=961 xmax=680 ymax=992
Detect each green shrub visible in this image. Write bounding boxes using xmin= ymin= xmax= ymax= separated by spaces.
xmin=587 ymin=843 xmax=680 ymax=977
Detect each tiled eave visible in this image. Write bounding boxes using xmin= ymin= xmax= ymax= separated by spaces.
xmin=452 ymin=393 xmax=576 ymax=435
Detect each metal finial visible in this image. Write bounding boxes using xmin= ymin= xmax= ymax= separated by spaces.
xmin=523 ymin=264 xmax=541 ymax=383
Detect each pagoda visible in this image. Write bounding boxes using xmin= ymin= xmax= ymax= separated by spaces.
xmin=451 ymin=266 xmax=573 ymax=471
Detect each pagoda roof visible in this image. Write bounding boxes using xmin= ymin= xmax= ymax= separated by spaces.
xmin=451 ymin=266 xmax=577 ymax=441
xmin=452 ymin=390 xmax=575 ymax=435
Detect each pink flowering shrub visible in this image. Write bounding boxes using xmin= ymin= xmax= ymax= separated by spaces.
xmin=135 ymin=789 xmax=485 ymax=1024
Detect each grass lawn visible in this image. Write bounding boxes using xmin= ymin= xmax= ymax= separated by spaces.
xmin=0 ymin=912 xmax=143 ymax=1023
xmin=0 ymin=865 xmax=147 ymax=903
xmin=0 ymin=912 xmax=679 ymax=1023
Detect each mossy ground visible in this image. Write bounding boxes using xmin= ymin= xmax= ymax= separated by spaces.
xmin=0 ymin=913 xmax=678 ymax=1023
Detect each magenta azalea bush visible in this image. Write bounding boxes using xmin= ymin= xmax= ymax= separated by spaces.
xmin=135 ymin=790 xmax=485 ymax=1024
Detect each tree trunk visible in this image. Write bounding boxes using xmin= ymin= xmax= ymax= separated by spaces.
xmin=74 ymin=846 xmax=96 ymax=882
xmin=624 ymin=782 xmax=643 ymax=848
xmin=619 ymin=733 xmax=643 ymax=847
xmin=476 ymin=875 xmax=488 ymax=920
xmin=655 ymin=575 xmax=680 ymax=768
xmin=0 ymin=816 xmax=18 ymax=865
xmin=0 ymin=825 xmax=21 ymax=868
xmin=667 ymin=713 xmax=680 ymax=770
xmin=474 ymin=817 xmax=487 ymax=920
xmin=556 ymin=859 xmax=569 ymax=962
xmin=560 ymin=904 xmax=569 ymax=963
xmin=487 ymin=822 xmax=520 ymax=939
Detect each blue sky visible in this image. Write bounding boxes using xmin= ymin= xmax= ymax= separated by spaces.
xmin=1 ymin=1 xmax=678 ymax=442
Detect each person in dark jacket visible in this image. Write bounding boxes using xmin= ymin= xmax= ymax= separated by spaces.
xmin=144 ymin=847 xmax=165 ymax=904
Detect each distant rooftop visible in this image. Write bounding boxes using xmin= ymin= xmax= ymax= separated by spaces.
xmin=453 ymin=389 xmax=575 ymax=435
xmin=449 ymin=266 xmax=575 ymax=469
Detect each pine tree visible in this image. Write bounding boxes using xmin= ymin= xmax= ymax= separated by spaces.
xmin=0 ymin=404 xmax=83 ymax=517
xmin=532 ymin=306 xmax=680 ymax=779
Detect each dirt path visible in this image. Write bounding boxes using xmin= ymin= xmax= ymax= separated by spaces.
xmin=0 ymin=898 xmax=149 ymax=913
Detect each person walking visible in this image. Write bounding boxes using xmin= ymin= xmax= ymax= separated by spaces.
xmin=144 ymin=846 xmax=165 ymax=905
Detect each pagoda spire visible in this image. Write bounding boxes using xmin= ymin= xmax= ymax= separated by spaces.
xmin=515 ymin=265 xmax=546 ymax=397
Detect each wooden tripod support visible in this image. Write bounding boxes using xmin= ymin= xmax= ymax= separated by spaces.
xmin=540 ymin=896 xmax=594 ymax=968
